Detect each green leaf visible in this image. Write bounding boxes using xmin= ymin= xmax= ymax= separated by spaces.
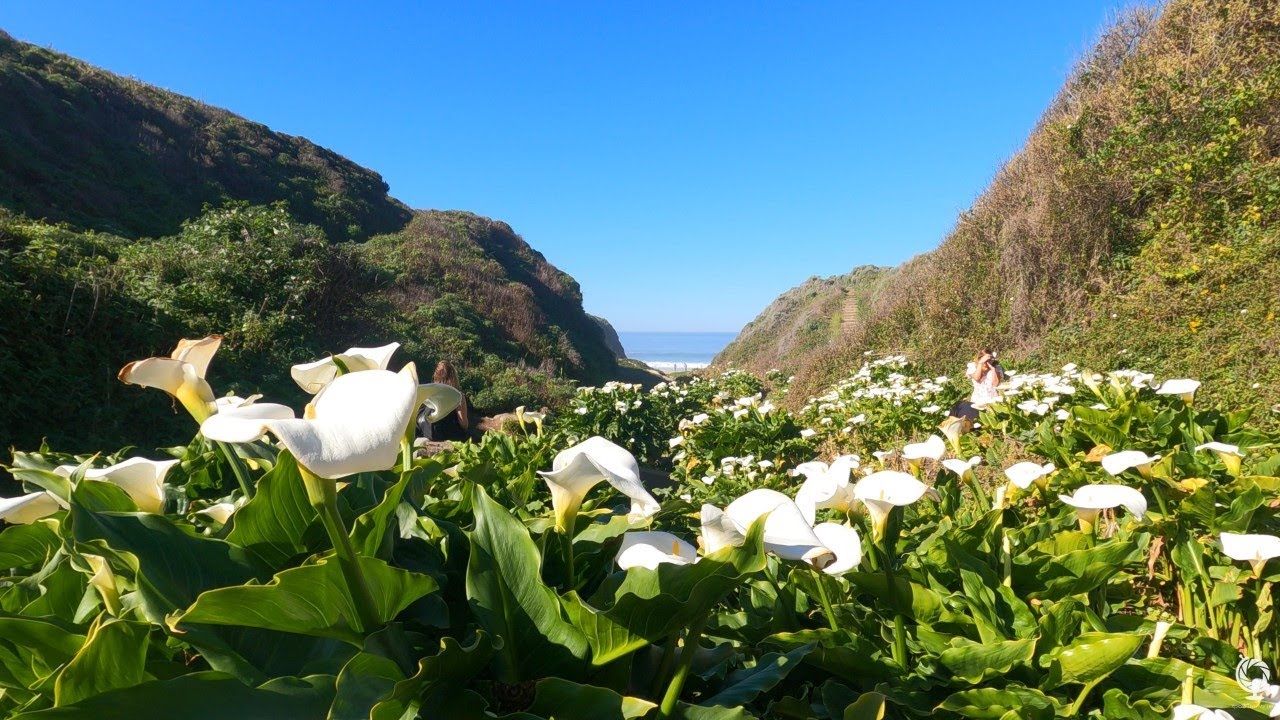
xmin=226 ymin=451 xmax=323 ymax=568
xmin=329 ymin=653 xmax=402 ymax=720
xmin=935 ymin=686 xmax=1054 ymax=719
xmin=564 ymin=520 xmax=767 ymax=666
xmin=843 ymin=692 xmax=887 ymax=720
xmin=845 ymin=572 xmax=946 ymax=622
xmin=765 ymin=629 xmax=896 ymax=683
xmin=524 ymin=678 xmax=656 ymax=719
xmin=702 ymin=645 xmax=813 ymax=707
xmin=370 ymin=632 xmax=497 ymax=720
xmin=0 ymin=614 xmax=86 ymax=691
xmin=1113 ymin=657 xmax=1256 ymax=708
xmin=170 ymin=556 xmax=437 ymax=645
xmin=938 ymin=637 xmax=1036 ymax=684
xmin=465 ymin=484 xmax=588 ymax=682
xmin=1046 ymin=632 xmax=1144 ymax=688
xmin=53 ymin=618 xmax=150 ymax=707
xmin=13 ymin=672 xmax=336 ymax=719
xmin=0 ymin=520 xmax=62 ymax=569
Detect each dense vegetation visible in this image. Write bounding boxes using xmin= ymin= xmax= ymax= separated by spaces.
xmin=0 ymin=31 xmax=619 ymax=457
xmin=0 ymin=30 xmax=410 ymax=240
xmin=721 ymin=0 xmax=1280 ymax=423
xmin=0 ymin=204 xmax=617 ymax=456
xmin=4 ymin=338 xmax=1279 ymax=717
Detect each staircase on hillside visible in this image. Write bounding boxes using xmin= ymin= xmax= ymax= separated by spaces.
xmin=840 ymin=292 xmax=859 ymax=335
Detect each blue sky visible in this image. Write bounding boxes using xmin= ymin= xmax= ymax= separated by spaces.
xmin=6 ymin=1 xmax=1127 ymax=332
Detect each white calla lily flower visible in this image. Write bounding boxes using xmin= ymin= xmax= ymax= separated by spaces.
xmin=1156 ymin=378 xmax=1201 ymax=404
xmin=794 ymin=456 xmax=859 ymax=523
xmin=1219 ymin=532 xmax=1280 ymax=578
xmin=902 ymin=435 xmax=946 ymax=462
xmin=1058 ymin=484 xmax=1147 ymax=530
xmin=717 ymin=489 xmax=834 ymax=569
xmin=938 ymin=416 xmax=970 ymax=455
xmin=215 ymin=394 xmax=263 ymax=411
xmin=197 ymin=502 xmax=239 ymax=525
xmin=202 ymin=367 xmax=418 ymax=479
xmin=615 ymin=531 xmax=699 ymax=570
xmin=119 ymin=335 xmax=224 ymax=421
xmin=853 ymin=471 xmax=936 ymax=539
xmin=419 ymin=383 xmax=464 ymax=423
xmin=538 ymin=436 xmax=659 ymax=532
xmin=699 ymin=504 xmax=746 ymax=556
xmin=1003 ymin=461 xmax=1055 ymax=490
xmin=290 ymin=342 xmax=400 ymax=394
xmin=812 ymin=523 xmax=862 ymax=575
xmin=56 ymin=457 xmax=180 ymax=513
xmin=81 ymin=553 xmax=123 ymax=615
xmin=1195 ymin=442 xmax=1243 ymax=476
xmin=941 ymin=456 xmax=982 ymax=479
xmin=0 ymin=492 xmax=64 ymax=524
xmin=1101 ymin=450 xmax=1162 ymax=478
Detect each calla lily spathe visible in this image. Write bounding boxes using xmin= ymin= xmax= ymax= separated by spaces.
xmin=0 ymin=492 xmax=64 ymax=525
xmin=1058 ymin=484 xmax=1147 ymax=530
xmin=707 ymin=490 xmax=835 ymax=570
xmin=197 ymin=501 xmax=239 ymax=525
xmin=1195 ymin=442 xmax=1243 ymax=476
xmin=852 ymin=471 xmax=937 ymax=539
xmin=1171 ymin=706 xmax=1235 ymax=720
xmin=1156 ymin=378 xmax=1201 ymax=404
xmin=902 ymin=435 xmax=946 ymax=462
xmin=1219 ymin=532 xmax=1280 ymax=578
xmin=119 ymin=335 xmax=224 ymax=422
xmin=1004 ymin=461 xmax=1055 ymax=490
xmin=290 ymin=342 xmax=401 ymax=394
xmin=1101 ymin=450 xmax=1162 ymax=478
xmin=56 ymin=457 xmax=180 ymax=514
xmin=794 ymin=456 xmax=859 ymax=522
xmin=202 ymin=367 xmax=418 ymax=479
xmin=938 ymin=416 xmax=970 ymax=455
xmin=418 ymin=383 xmax=464 ymax=423
xmin=615 ymin=531 xmax=699 ymax=570
xmin=812 ymin=522 xmax=862 ymax=575
xmin=514 ymin=405 xmax=546 ymax=434
xmin=538 ymin=436 xmax=660 ymax=532
xmin=941 ymin=456 xmax=982 ymax=479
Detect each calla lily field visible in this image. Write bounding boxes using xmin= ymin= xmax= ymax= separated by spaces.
xmin=3 ymin=340 xmax=1280 ymax=719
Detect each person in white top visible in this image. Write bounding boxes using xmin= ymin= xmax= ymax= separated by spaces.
xmin=966 ymin=349 xmax=1003 ymax=409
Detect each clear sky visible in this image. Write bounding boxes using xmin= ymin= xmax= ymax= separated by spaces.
xmin=5 ymin=1 xmax=1128 ymax=332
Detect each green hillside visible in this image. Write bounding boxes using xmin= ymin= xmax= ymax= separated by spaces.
xmin=715 ymin=265 xmax=887 ymax=373
xmin=727 ymin=0 xmax=1280 ymax=420
xmin=0 ymin=32 xmax=618 ymax=454
xmin=0 ymin=29 xmax=411 ymax=240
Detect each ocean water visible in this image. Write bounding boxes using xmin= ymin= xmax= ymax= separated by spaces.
xmin=618 ymin=331 xmax=738 ymax=371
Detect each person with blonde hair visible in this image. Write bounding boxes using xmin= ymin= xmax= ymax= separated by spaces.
xmin=418 ymin=360 xmax=470 ymax=441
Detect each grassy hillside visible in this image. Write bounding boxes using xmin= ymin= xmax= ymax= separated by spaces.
xmin=0 ymin=29 xmax=411 ymax=240
xmin=715 ymin=265 xmax=887 ymax=373
xmin=730 ymin=0 xmax=1280 ymax=420
xmin=0 ymin=32 xmax=619 ymax=455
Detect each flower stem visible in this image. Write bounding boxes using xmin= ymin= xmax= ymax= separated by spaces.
xmin=563 ymin=530 xmax=577 ymax=587
xmin=812 ymin=570 xmax=840 ymax=631
xmin=301 ymin=467 xmax=381 ymax=634
xmin=649 ymin=634 xmax=679 ymax=699
xmin=1068 ymin=678 xmax=1101 ymax=716
xmin=657 ymin=616 xmax=707 ymax=719
xmin=215 ymin=440 xmax=255 ymax=499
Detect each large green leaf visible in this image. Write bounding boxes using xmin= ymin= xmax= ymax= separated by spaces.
xmin=0 ymin=614 xmax=85 ymax=691
xmin=329 ymin=653 xmax=403 ymax=720
xmin=370 ymin=633 xmax=497 ymax=720
xmin=935 ymin=685 xmax=1055 ymax=719
xmin=0 ymin=521 xmax=62 ymax=570
xmin=1112 ymin=657 xmax=1257 ymax=709
xmin=170 ymin=556 xmax=437 ymax=645
xmin=14 ymin=672 xmax=336 ymax=719
xmin=564 ymin=520 xmax=767 ymax=666
xmin=53 ymin=618 xmax=150 ymax=707
xmin=465 ymin=484 xmax=588 ymax=682
xmin=225 ymin=450 xmax=323 ymax=568
xmin=938 ymin=637 xmax=1036 ymax=684
xmin=524 ymin=678 xmax=656 ymax=719
xmin=765 ymin=629 xmax=896 ymax=683
xmin=845 ymin=572 xmax=947 ymax=622
xmin=1045 ymin=632 xmax=1144 ymax=688
xmin=702 ymin=645 xmax=813 ymax=708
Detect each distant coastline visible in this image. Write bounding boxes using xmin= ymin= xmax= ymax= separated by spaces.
xmin=618 ymin=331 xmax=736 ymax=372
